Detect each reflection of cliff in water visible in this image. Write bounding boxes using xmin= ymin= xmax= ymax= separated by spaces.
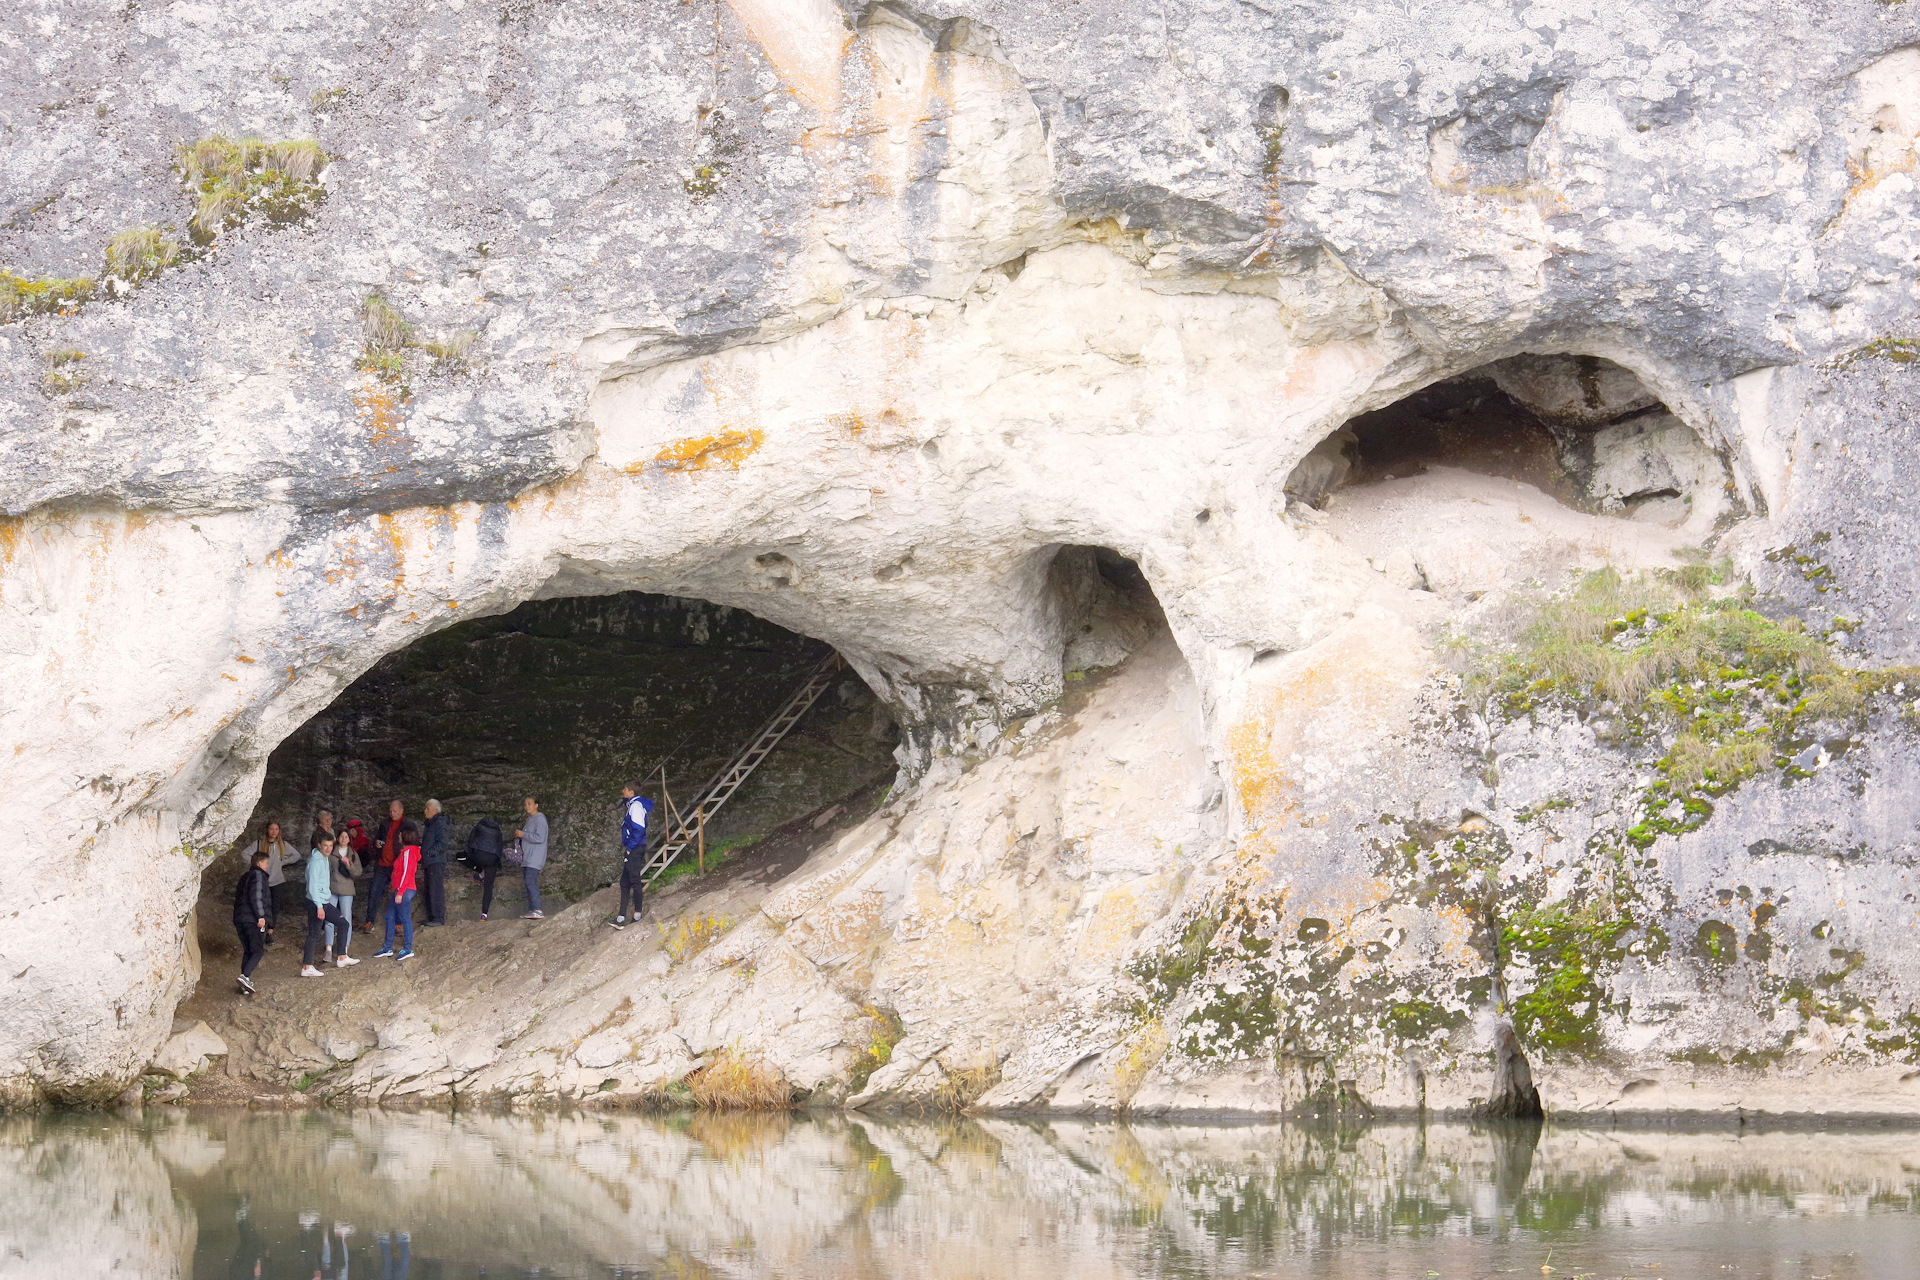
xmin=6 ymin=1113 xmax=1920 ymax=1279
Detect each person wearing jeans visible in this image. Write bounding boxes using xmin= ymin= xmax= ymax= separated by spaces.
xmin=377 ymin=821 xmax=422 ymax=960
xmin=326 ymin=833 xmax=362 ymax=963
xmin=515 ymin=796 xmax=548 ymax=920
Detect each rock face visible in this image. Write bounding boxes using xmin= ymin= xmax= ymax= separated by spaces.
xmin=4 ymin=0 xmax=1920 ymax=1111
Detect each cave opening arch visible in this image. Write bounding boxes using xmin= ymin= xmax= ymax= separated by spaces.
xmin=193 ymin=588 xmax=903 ymax=962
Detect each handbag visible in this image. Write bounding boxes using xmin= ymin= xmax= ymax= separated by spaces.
xmin=504 ymin=837 xmax=525 ymax=868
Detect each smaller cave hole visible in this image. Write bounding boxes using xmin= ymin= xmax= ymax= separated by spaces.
xmin=1044 ymin=544 xmax=1171 ymax=683
xmin=1285 ymin=354 xmax=1732 ymax=529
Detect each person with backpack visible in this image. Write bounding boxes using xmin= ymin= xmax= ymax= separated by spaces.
xmin=375 ymin=820 xmax=422 ymax=960
xmin=232 ymin=847 xmax=272 ymax=995
xmin=609 ymin=781 xmax=653 ymax=930
xmin=467 ymin=816 xmax=504 ymax=920
xmin=420 ymin=799 xmax=450 ymax=927
xmin=300 ymin=836 xmax=358 ymax=977
xmin=515 ymin=796 xmax=548 ymax=921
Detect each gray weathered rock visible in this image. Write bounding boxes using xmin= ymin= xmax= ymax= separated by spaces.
xmin=3 ymin=0 xmax=1920 ymax=1114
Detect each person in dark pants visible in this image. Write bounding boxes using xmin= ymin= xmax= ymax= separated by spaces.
xmin=365 ymin=799 xmax=404 ymax=933
xmin=300 ymin=836 xmax=358 ymax=977
xmin=467 ymin=816 xmax=504 ymax=920
xmin=420 ymin=798 xmax=450 ymax=926
xmin=232 ymin=848 xmax=272 ymax=995
xmin=609 ymin=781 xmax=653 ymax=930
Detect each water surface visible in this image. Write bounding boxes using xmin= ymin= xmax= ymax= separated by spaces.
xmin=5 ymin=1110 xmax=1917 ymax=1278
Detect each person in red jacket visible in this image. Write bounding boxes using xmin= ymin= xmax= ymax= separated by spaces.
xmin=375 ymin=819 xmax=422 ymax=960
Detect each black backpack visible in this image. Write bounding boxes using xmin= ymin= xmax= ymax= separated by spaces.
xmin=467 ymin=816 xmax=504 ymax=868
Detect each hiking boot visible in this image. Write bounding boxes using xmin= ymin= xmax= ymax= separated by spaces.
xmin=237 ymin=974 xmax=255 ymax=995
xmin=335 ymin=954 xmax=360 ymax=967
xmin=300 ymin=965 xmax=326 ymax=978
xmin=373 ymin=948 xmax=394 ymax=959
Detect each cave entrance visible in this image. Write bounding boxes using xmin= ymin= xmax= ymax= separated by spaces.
xmin=1287 ymin=353 xmax=1733 ymax=529
xmin=197 ymin=592 xmax=899 ymax=943
xmin=1282 ymin=354 xmax=1736 ymax=599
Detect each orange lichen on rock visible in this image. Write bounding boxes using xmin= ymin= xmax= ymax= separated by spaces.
xmin=647 ymin=427 xmax=767 ymax=473
xmin=354 ymin=384 xmax=408 ymax=451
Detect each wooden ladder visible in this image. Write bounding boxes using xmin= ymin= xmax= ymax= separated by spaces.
xmin=643 ymin=652 xmax=844 ymax=882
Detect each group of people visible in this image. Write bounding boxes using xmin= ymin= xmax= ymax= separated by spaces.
xmin=228 ymin=794 xmax=560 ymax=995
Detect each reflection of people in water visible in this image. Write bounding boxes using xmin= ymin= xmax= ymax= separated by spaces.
xmin=227 ymin=1200 xmax=268 ymax=1279
xmin=315 ymin=1222 xmax=353 ymax=1280
xmin=378 ymin=1230 xmax=411 ymax=1280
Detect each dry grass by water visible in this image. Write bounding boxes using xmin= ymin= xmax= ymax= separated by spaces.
xmin=686 ymin=1045 xmax=792 ymax=1110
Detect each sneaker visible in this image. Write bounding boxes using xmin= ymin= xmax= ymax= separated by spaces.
xmin=422 ymin=921 xmax=444 ymax=928
xmin=335 ymin=954 xmax=360 ymax=967
xmin=300 ymin=965 xmax=326 ymax=978
xmin=480 ymin=913 xmax=489 ymax=920
xmin=522 ymin=911 xmax=544 ymax=920
xmin=323 ymin=950 xmax=334 ymax=964
xmin=373 ymin=948 xmax=394 ymax=959
xmin=608 ymin=917 xmax=626 ymax=930
xmin=396 ymin=950 xmax=414 ymax=961
xmin=237 ymin=974 xmax=255 ymax=995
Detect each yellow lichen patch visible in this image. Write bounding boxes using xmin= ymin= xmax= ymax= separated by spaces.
xmin=646 ymin=427 xmax=766 ymax=473
xmin=353 ymin=384 xmax=408 ymax=451
xmin=1076 ymin=884 xmax=1150 ymax=966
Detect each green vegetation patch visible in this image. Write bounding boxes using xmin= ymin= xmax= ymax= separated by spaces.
xmin=845 ymin=1005 xmax=905 ymax=1093
xmin=1830 ymin=336 xmax=1920 ymax=368
xmin=177 ymin=135 xmax=328 ymax=244
xmin=1470 ymin=566 xmax=1919 ymax=850
xmin=102 ymin=226 xmax=181 ymax=286
xmin=1502 ymin=900 xmax=1632 ymax=1053
xmin=0 ymin=271 xmax=94 ymax=324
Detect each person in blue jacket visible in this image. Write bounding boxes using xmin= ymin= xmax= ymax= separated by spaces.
xmin=609 ymin=781 xmax=653 ymax=930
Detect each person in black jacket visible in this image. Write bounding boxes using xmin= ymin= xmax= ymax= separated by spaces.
xmin=232 ymin=847 xmax=272 ymax=995
xmin=420 ymin=799 xmax=450 ymax=926
xmin=467 ymin=817 xmax=504 ymax=920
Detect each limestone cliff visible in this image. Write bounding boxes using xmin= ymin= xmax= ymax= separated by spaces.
xmin=5 ymin=0 xmax=1920 ymax=1115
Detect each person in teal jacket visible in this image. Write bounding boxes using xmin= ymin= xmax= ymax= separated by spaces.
xmin=301 ymin=836 xmax=356 ymax=976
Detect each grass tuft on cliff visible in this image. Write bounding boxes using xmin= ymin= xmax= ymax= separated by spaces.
xmin=176 ymin=134 xmax=328 ymax=244
xmin=0 ymin=271 xmax=94 ymax=324
xmin=102 ymin=226 xmax=181 ymax=286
